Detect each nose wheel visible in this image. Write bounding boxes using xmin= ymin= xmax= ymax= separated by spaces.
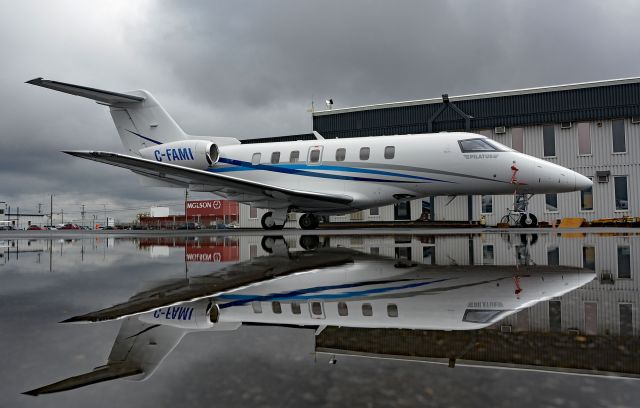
xmin=519 ymin=213 xmax=538 ymax=228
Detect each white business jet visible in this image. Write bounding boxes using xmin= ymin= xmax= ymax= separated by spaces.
xmin=28 ymin=78 xmax=592 ymax=229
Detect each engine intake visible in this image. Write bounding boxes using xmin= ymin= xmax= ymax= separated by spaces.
xmin=139 ymin=140 xmax=219 ymax=170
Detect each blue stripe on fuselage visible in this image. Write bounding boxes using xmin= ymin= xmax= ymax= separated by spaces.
xmin=210 ymin=158 xmax=453 ymax=183
xmin=217 ymin=277 xmax=453 ymax=308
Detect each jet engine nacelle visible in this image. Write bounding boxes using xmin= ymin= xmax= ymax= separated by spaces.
xmin=138 ymin=300 xmax=219 ymax=329
xmin=139 ymin=140 xmax=219 ymax=170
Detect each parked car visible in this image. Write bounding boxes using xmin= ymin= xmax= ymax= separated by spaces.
xmin=58 ymin=224 xmax=82 ymax=230
xmin=43 ymin=225 xmax=57 ymax=230
xmin=27 ymin=225 xmax=46 ymax=230
xmin=176 ymin=223 xmax=200 ymax=230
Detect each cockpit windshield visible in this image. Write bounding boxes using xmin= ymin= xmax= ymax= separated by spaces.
xmin=462 ymin=309 xmax=512 ymax=323
xmin=458 ymin=138 xmax=501 ymax=153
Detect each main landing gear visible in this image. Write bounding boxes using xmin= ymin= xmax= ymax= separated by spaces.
xmin=298 ymin=213 xmax=320 ymax=230
xmin=500 ymin=194 xmax=538 ymax=228
xmin=261 ymin=212 xmax=285 ymax=230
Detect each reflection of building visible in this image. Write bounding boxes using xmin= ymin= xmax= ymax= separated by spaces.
xmin=3 ymin=212 xmax=46 ymax=230
xmin=138 ymin=236 xmax=240 ymax=262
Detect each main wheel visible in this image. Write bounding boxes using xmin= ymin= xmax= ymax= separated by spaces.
xmin=261 ymin=212 xmax=285 ymax=230
xmin=519 ymin=213 xmax=538 ymax=228
xmin=299 ymin=235 xmax=320 ymax=250
xmin=299 ymin=213 xmax=319 ymax=230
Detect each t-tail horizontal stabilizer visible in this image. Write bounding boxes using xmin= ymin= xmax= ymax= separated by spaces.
xmin=22 ymin=363 xmax=142 ymax=396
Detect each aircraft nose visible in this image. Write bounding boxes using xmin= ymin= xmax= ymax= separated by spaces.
xmin=575 ymin=172 xmax=592 ymax=191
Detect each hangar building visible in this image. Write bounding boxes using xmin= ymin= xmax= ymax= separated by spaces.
xmin=243 ymin=77 xmax=640 ymax=226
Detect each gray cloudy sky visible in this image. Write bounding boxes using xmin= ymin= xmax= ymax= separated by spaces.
xmin=2 ymin=0 xmax=640 ymax=221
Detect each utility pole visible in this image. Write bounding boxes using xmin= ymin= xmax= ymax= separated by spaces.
xmin=184 ymin=189 xmax=189 ymax=229
xmin=81 ymin=204 xmax=85 ymax=228
xmin=38 ymin=203 xmax=42 ymax=214
xmin=50 ymin=194 xmax=53 ymax=227
xmin=61 ymin=208 xmax=64 ymax=224
xmin=103 ymin=204 xmax=107 ymax=228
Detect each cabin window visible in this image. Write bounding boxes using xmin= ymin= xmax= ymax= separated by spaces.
xmin=270 ymin=152 xmax=280 ymax=164
xmin=577 ymin=122 xmax=591 ymax=155
xmin=384 ymin=146 xmax=395 ymax=159
xmin=614 ymin=176 xmax=629 ymax=210
xmin=617 ymin=245 xmax=631 ymax=279
xmin=458 ymin=138 xmax=498 ymax=153
xmin=271 ymin=301 xmax=282 ymax=314
xmin=251 ymin=153 xmax=261 ymax=165
xmin=311 ymin=301 xmax=323 ymax=316
xmin=612 ymin=119 xmax=626 ymax=153
xmin=336 ymin=148 xmax=346 ymax=161
xmin=543 ymin=125 xmax=556 ymax=157
xmin=251 ymin=301 xmax=262 ymax=314
xmin=387 ymin=304 xmax=398 ymax=317
xmin=290 ymin=150 xmax=300 ymax=163
xmin=291 ymin=302 xmax=301 ymax=315
xmin=362 ymin=303 xmax=373 ymax=317
xmin=359 ymin=147 xmax=370 ymax=160
xmin=309 ymin=148 xmax=321 ymax=163
xmin=338 ymin=302 xmax=348 ymax=316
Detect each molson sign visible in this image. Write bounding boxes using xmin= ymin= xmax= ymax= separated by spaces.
xmin=185 ymin=242 xmax=240 ymax=262
xmin=185 ymin=200 xmax=239 ymax=217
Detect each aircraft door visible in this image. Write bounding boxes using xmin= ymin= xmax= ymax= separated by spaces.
xmin=307 ymin=146 xmax=324 ymax=165
xmin=309 ymin=300 xmax=326 ymax=319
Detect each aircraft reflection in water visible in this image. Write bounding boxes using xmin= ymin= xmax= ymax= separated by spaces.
xmin=25 ymin=236 xmax=594 ymax=396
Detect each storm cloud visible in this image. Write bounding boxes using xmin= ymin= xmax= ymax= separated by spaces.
xmin=2 ymin=0 xmax=639 ymax=220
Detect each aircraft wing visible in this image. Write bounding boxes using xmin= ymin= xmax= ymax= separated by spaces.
xmin=64 ymin=150 xmax=354 ymax=210
xmin=24 ymin=318 xmax=186 ymax=396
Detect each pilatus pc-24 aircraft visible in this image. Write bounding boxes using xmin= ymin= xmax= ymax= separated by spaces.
xmin=28 ymin=78 xmax=592 ymax=229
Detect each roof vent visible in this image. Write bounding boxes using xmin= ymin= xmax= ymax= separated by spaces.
xmin=560 ymin=122 xmax=572 ymax=129
xmin=494 ymin=126 xmax=506 ymax=134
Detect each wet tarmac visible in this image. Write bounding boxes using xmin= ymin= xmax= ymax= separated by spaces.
xmin=1 ymin=231 xmax=638 ymax=407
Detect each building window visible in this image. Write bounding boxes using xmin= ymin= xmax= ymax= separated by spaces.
xmin=251 ymin=153 xmax=261 ymax=165
xmin=362 ymin=303 xmax=373 ymax=317
xmin=511 ymin=127 xmax=524 ymax=152
xmin=249 ymin=207 xmax=258 ymax=219
xmin=249 ymin=244 xmax=258 ymax=258
xmin=359 ymin=147 xmax=370 ymax=160
xmin=309 ymin=148 xmax=321 ymax=163
xmin=387 ymin=304 xmax=398 ymax=318
xmin=619 ymin=303 xmax=633 ymax=336
xmin=482 ymin=244 xmax=494 ymax=265
xmin=543 ymin=125 xmax=556 ymax=157
xmin=270 ymin=152 xmax=280 ymax=164
xmin=545 ymin=193 xmax=558 ymax=212
xmin=617 ymin=245 xmax=631 ymax=279
xmin=547 ymin=245 xmax=559 ymax=266
xmin=370 ymin=247 xmax=379 ymax=255
xmin=580 ymin=180 xmax=593 ymax=211
xmin=338 ymin=302 xmax=348 ymax=316
xmin=549 ymin=300 xmax=561 ymax=332
xmin=583 ymin=246 xmax=595 ymax=270
xmin=584 ymin=302 xmax=598 ymax=335
xmin=612 ymin=119 xmax=626 ymax=153
xmin=384 ymin=146 xmax=395 ymax=159
xmin=481 ymin=195 xmax=493 ymax=213
xmin=290 ymin=150 xmax=300 ymax=163
xmin=577 ymin=122 xmax=591 ymax=155
xmin=336 ymin=148 xmax=346 ymax=161
xmin=251 ymin=301 xmax=262 ymax=314
xmin=291 ymin=302 xmax=301 ymax=315
xmin=423 ymin=246 xmax=435 ymax=265
xmin=395 ymin=247 xmax=411 ymax=261
xmin=369 ymin=207 xmax=379 ymax=216
xmin=272 ymin=301 xmax=282 ymax=314
xmin=614 ymin=176 xmax=628 ymax=210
